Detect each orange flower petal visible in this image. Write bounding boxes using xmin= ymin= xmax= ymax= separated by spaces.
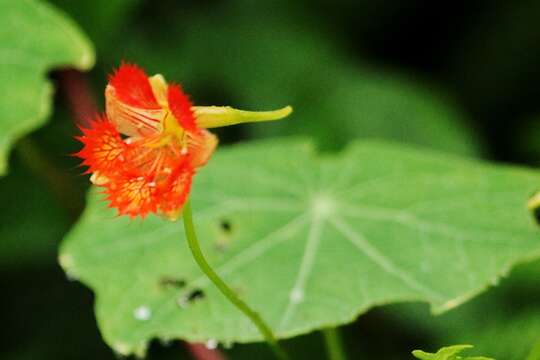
xmin=77 ymin=122 xmax=195 ymax=219
xmin=167 ymin=84 xmax=217 ymax=168
xmin=186 ymin=129 xmax=218 ymax=168
xmin=75 ymin=116 xmax=127 ymax=178
xmin=108 ymin=63 xmax=160 ymax=109
xmin=167 ymin=83 xmax=197 ymax=132
xmin=102 ymin=159 xmax=194 ymax=219
xmin=158 ymin=162 xmax=194 ymax=220
xmin=104 ymin=175 xmax=159 ymax=218
xmin=106 ymin=63 xmax=164 ymax=137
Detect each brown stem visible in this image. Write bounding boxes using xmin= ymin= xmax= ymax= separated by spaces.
xmin=185 ymin=343 xmax=228 ymax=360
xmin=56 ymin=69 xmax=98 ymax=127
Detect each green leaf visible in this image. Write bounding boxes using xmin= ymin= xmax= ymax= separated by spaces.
xmin=60 ymin=139 xmax=540 ymax=356
xmin=0 ymin=0 xmax=94 ymax=175
xmin=412 ymin=345 xmax=493 ymax=360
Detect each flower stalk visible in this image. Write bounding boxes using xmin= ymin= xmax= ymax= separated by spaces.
xmin=182 ymin=199 xmax=288 ymax=360
xmin=322 ymin=328 xmax=347 ymax=360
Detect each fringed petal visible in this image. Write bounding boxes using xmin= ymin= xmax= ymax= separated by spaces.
xmin=101 ymin=159 xmax=194 ymax=220
xmin=106 ymin=64 xmax=164 ymax=137
xmin=75 ymin=116 xmax=128 ymax=179
xmin=167 ymin=83 xmax=197 ymax=132
xmin=158 ymin=163 xmax=194 ymax=221
xmin=104 ymin=175 xmax=159 ymax=218
xmin=108 ymin=63 xmax=160 ymax=109
xmin=79 ymin=125 xmax=194 ymax=219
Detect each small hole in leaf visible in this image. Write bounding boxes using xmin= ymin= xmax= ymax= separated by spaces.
xmin=177 ymin=288 xmax=206 ymax=309
xmin=187 ymin=289 xmax=205 ymax=302
xmin=159 ymin=276 xmax=186 ymax=289
xmin=220 ymin=219 xmax=232 ymax=233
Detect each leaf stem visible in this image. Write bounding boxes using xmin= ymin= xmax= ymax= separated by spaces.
xmin=184 ymin=342 xmax=228 ymax=360
xmin=527 ymin=339 xmax=540 ymax=360
xmin=182 ymin=199 xmax=288 ymax=360
xmin=322 ymin=328 xmax=347 ymax=360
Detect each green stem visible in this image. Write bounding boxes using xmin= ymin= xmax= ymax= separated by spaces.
xmin=322 ymin=328 xmax=347 ymax=360
xmin=527 ymin=339 xmax=540 ymax=360
xmin=182 ymin=199 xmax=288 ymax=360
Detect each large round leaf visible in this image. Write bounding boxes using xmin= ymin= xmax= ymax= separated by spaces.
xmin=60 ymin=139 xmax=540 ymax=356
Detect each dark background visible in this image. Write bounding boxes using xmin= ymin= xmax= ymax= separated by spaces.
xmin=2 ymin=0 xmax=540 ymax=359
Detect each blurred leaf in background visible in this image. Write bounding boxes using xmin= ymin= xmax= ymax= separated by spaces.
xmin=527 ymin=340 xmax=540 ymax=360
xmin=54 ymin=0 xmax=480 ymax=156
xmin=0 ymin=0 xmax=94 ymax=175
xmin=49 ymin=0 xmax=141 ymax=55
xmin=0 ymin=105 xmax=88 ymax=268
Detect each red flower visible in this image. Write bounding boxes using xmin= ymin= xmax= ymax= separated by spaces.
xmin=76 ymin=63 xmax=291 ymax=220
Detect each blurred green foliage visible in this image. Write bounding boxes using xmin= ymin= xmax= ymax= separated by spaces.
xmin=3 ymin=0 xmax=540 ymax=359
xmin=95 ymin=0 xmax=479 ymax=155
xmin=412 ymin=344 xmax=493 ymax=360
xmin=0 ymin=0 xmax=93 ymax=175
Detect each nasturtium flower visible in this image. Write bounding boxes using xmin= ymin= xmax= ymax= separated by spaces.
xmin=76 ymin=63 xmax=291 ymax=220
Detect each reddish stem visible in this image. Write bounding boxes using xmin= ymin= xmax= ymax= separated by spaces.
xmin=56 ymin=69 xmax=98 ymax=127
xmin=185 ymin=343 xmax=228 ymax=360
xmin=57 ymin=68 xmax=229 ymax=360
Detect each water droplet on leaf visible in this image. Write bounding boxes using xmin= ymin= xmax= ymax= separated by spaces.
xmin=112 ymin=342 xmax=131 ymax=357
xmin=133 ymin=305 xmax=152 ymax=321
xmin=290 ymin=288 xmax=304 ymax=303
xmin=65 ymin=270 xmax=78 ymax=281
xmin=205 ymin=339 xmax=218 ymax=349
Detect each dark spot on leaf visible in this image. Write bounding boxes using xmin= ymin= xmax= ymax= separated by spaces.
xmin=159 ymin=276 xmax=186 ymax=289
xmin=177 ymin=288 xmax=206 ymax=309
xmin=186 ymin=289 xmax=205 ymax=302
xmin=219 ymin=219 xmax=232 ymax=233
